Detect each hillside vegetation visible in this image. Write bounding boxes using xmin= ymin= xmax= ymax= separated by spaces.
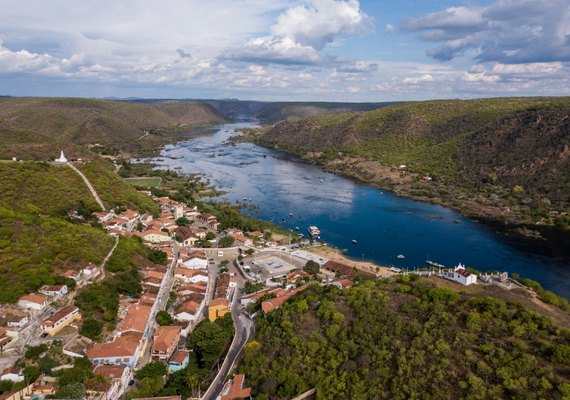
xmin=0 ymin=97 xmax=227 ymax=159
xmin=252 ymin=97 xmax=570 ymax=248
xmin=0 ymin=208 xmax=114 ymax=302
xmin=0 ymin=161 xmax=158 ymax=216
xmin=239 ymin=279 xmax=570 ymax=400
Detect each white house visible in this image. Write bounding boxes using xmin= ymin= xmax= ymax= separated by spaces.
xmin=0 ymin=367 xmax=24 ymax=382
xmin=6 ymin=313 xmax=29 ymax=328
xmin=18 ymin=294 xmax=49 ymax=311
xmin=40 ymin=284 xmax=68 ymax=297
xmin=86 ymin=333 xmax=142 ymax=367
xmin=174 ymin=268 xmax=209 ymax=284
xmin=82 ymin=263 xmax=99 ymax=278
xmin=174 ymin=300 xmax=203 ymax=323
xmin=179 ymin=250 xmax=208 ymax=269
xmin=447 ymin=263 xmax=477 ymax=286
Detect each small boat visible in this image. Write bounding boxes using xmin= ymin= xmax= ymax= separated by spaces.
xmin=289 ymin=212 xmax=293 ymax=217
xmin=308 ymin=226 xmax=321 ymax=237
xmin=319 ymin=179 xmax=324 ymax=183
xmin=295 ymin=227 xmax=300 ymax=231
xmin=397 ymin=254 xmax=405 ymax=259
xmin=351 ymin=239 xmax=358 ymax=244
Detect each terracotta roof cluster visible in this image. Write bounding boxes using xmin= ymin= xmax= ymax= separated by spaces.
xmin=152 ymin=326 xmax=181 ymax=353
xmin=120 ymin=304 xmax=151 ymax=334
xmin=19 ymin=293 xmax=48 ymax=305
xmin=261 ymin=285 xmax=310 ymax=314
xmin=169 ymin=350 xmax=189 ymax=365
xmin=86 ymin=332 xmax=142 ymax=359
xmin=93 ymin=364 xmax=127 ymax=380
xmin=40 ymin=306 xmax=78 ymax=327
xmin=214 ymin=273 xmax=230 ymax=299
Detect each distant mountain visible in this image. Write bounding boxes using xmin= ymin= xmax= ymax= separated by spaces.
xmin=203 ymin=99 xmax=394 ymax=123
xmin=0 ymin=97 xmax=227 ymax=159
xmin=249 ymin=97 xmax=570 ymax=250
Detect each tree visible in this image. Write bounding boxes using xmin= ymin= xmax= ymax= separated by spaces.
xmin=80 ymin=318 xmax=103 ymax=340
xmin=53 ymin=383 xmax=86 ymax=399
xmin=147 ymin=248 xmax=167 ymax=265
xmin=218 ymin=236 xmax=235 ymax=248
xmin=136 ymin=362 xmax=168 ymax=380
xmin=205 ymin=231 xmax=216 ymax=240
xmin=176 ymin=217 xmax=191 ymax=226
xmin=304 ymin=260 xmax=320 ymax=275
xmin=244 ymin=281 xmax=264 ymax=294
xmin=156 ymin=310 xmax=174 ymax=326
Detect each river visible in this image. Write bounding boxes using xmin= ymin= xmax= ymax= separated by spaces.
xmin=149 ymin=122 xmax=570 ymax=298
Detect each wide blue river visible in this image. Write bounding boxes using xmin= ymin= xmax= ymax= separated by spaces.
xmin=150 ymin=122 xmax=570 ymax=298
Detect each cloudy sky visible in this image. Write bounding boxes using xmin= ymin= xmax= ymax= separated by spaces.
xmin=1 ymin=0 xmax=569 ymax=101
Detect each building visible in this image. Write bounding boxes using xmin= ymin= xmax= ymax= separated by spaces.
xmin=62 ymin=269 xmax=81 ymax=281
xmin=174 ymin=300 xmax=202 ymax=323
xmin=322 ymin=260 xmax=376 ymax=280
xmin=446 ymin=264 xmax=477 ymax=286
xmin=151 ymin=326 xmax=181 ymax=362
xmin=86 ymin=332 xmax=142 ymax=366
xmin=135 ymin=230 xmax=172 ymax=243
xmin=0 ymin=367 xmax=24 ymax=382
xmin=40 ymin=306 xmax=81 ymax=335
xmin=219 ymin=374 xmax=251 ymax=400
xmin=208 ymin=298 xmax=230 ymax=322
xmin=174 ymin=268 xmax=209 ymax=284
xmin=168 ymin=350 xmax=189 ymax=373
xmin=120 ymin=304 xmax=151 ymax=334
xmin=0 ymin=328 xmax=14 ymax=349
xmin=17 ymin=294 xmax=49 ymax=311
xmin=179 ymin=250 xmax=208 ymax=269
xmin=92 ymin=364 xmax=134 ymax=400
xmin=214 ymin=273 xmax=231 ymax=300
xmin=261 ymin=285 xmax=309 ymax=314
xmin=40 ymin=284 xmax=68 ymax=297
xmin=174 ymin=227 xmax=199 ymax=247
xmin=230 ymin=234 xmax=252 ymax=247
xmin=55 ymin=151 xmax=68 ymax=163
xmin=82 ymin=263 xmax=99 ymax=278
xmin=6 ymin=312 xmax=29 ymax=329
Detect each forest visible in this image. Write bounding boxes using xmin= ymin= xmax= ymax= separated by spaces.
xmin=239 ymin=276 xmax=570 ymax=399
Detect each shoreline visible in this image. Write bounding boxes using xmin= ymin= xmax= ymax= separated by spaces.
xmin=307 ymin=245 xmax=396 ymax=277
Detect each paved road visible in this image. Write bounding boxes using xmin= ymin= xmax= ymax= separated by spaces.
xmin=67 ymin=163 xmax=106 ymax=210
xmin=202 ymin=288 xmax=254 ymax=400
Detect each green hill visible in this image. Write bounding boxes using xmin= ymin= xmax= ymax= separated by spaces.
xmin=239 ymin=279 xmax=570 ymax=399
xmin=0 ymin=97 xmax=227 ymax=159
xmin=0 ymin=160 xmax=158 ymax=216
xmin=251 ymin=97 xmax=570 ymax=249
xmin=0 ymin=207 xmax=114 ymax=303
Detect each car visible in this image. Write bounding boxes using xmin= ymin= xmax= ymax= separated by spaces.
xmin=128 ymin=380 xmax=135 ymax=387
xmin=40 ymin=332 xmax=48 ymax=339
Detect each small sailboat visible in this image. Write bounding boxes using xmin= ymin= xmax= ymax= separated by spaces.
xmin=397 ymin=254 xmax=405 ymax=259
xmin=352 ymin=239 xmax=358 ymax=244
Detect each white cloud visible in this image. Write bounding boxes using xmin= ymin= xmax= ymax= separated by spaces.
xmin=223 ymin=0 xmax=374 ymax=65
xmin=402 ymin=74 xmax=435 ymax=84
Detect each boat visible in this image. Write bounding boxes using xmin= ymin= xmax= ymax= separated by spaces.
xmin=397 ymin=254 xmax=405 ymax=259
xmin=295 ymin=227 xmax=300 ymax=231
xmin=352 ymin=239 xmax=358 ymax=244
xmin=308 ymin=226 xmax=321 ymax=237
xmin=289 ymin=212 xmax=293 ymax=217
xmin=425 ymin=260 xmax=446 ymax=269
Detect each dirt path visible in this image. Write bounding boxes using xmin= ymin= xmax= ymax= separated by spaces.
xmin=66 ymin=163 xmax=106 ymax=210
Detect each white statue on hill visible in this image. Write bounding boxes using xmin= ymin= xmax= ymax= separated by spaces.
xmin=55 ymin=150 xmax=68 ymax=163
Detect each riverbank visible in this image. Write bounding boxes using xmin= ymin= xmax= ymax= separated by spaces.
xmin=307 ymin=245 xmax=396 ymax=277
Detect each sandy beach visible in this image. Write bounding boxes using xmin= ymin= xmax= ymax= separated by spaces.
xmin=307 ymin=245 xmax=396 ymax=277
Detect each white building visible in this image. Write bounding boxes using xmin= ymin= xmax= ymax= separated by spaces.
xmin=447 ymin=263 xmax=477 ymax=286
xmin=92 ymin=365 xmax=134 ymax=400
xmin=18 ymin=294 xmax=49 ymax=310
xmin=55 ymin=151 xmax=68 ymax=163
xmin=0 ymin=367 xmax=24 ymax=382
xmin=40 ymin=284 xmax=68 ymax=297
xmin=179 ymin=250 xmax=208 ymax=269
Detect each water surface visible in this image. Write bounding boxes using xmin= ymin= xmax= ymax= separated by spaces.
xmin=150 ymin=122 xmax=570 ymax=298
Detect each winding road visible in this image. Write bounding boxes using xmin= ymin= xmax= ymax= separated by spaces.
xmin=67 ymin=163 xmax=106 ymax=210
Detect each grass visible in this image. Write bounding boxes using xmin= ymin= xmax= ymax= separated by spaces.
xmin=124 ymin=176 xmax=162 ymax=188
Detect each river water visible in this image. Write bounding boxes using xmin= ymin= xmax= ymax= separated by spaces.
xmin=149 ymin=122 xmax=570 ymax=298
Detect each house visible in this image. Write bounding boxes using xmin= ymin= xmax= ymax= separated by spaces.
xmin=0 ymin=328 xmax=14 ymax=349
xmin=139 ymin=293 xmax=158 ymax=307
xmin=120 ymin=304 xmax=151 ymax=334
xmin=40 ymin=306 xmax=81 ymax=335
xmin=241 ymin=287 xmax=286 ymax=307
xmin=92 ymin=364 xmax=134 ymax=400
xmin=179 ymin=250 xmax=208 ymax=269
xmin=230 ymin=234 xmax=252 ymax=247
xmin=93 ymin=211 xmax=115 ymax=223
xmin=135 ymin=229 xmax=172 ymax=243
xmin=174 ymin=300 xmax=202 ymax=322
xmin=106 ymin=217 xmax=129 ymax=231
xmin=151 ymin=326 xmax=181 ymax=362
xmin=208 ymin=298 xmax=230 ymax=322
xmin=86 ymin=332 xmax=142 ymax=366
xmin=446 ymin=264 xmax=477 ymax=286
xmin=177 ymin=282 xmax=207 ymax=295
xmin=322 ymin=260 xmax=376 ymax=280
xmin=329 ymin=278 xmax=353 ymax=289
xmin=40 ymin=284 xmax=68 ymax=297
xmin=62 ymin=269 xmax=81 ymax=281
xmin=220 ymin=374 xmax=251 ymax=400
xmin=18 ymin=294 xmax=49 ymax=311
xmin=168 ymin=351 xmax=189 ymax=373
xmin=174 ymin=268 xmax=209 ymax=284
xmin=140 ymin=212 xmax=154 ymax=227
xmin=0 ymin=367 xmax=24 ymax=382
xmin=82 ymin=263 xmax=99 ymax=278
xmin=119 ymin=209 xmax=139 ymax=222
xmin=286 ymin=270 xmax=311 ymax=284
xmin=214 ymin=273 xmax=232 ymax=300
xmin=261 ymin=285 xmax=309 ymax=314
xmin=6 ymin=312 xmax=29 ymax=328
xmin=32 ymin=375 xmax=58 ymax=396
xmin=189 ymin=227 xmax=207 ymax=239
xmin=174 ymin=226 xmax=199 ymax=247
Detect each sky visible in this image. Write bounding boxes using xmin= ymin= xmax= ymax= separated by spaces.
xmin=0 ymin=0 xmax=569 ymax=101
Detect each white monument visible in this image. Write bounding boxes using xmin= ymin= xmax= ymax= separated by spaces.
xmin=55 ymin=151 xmax=68 ymax=163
